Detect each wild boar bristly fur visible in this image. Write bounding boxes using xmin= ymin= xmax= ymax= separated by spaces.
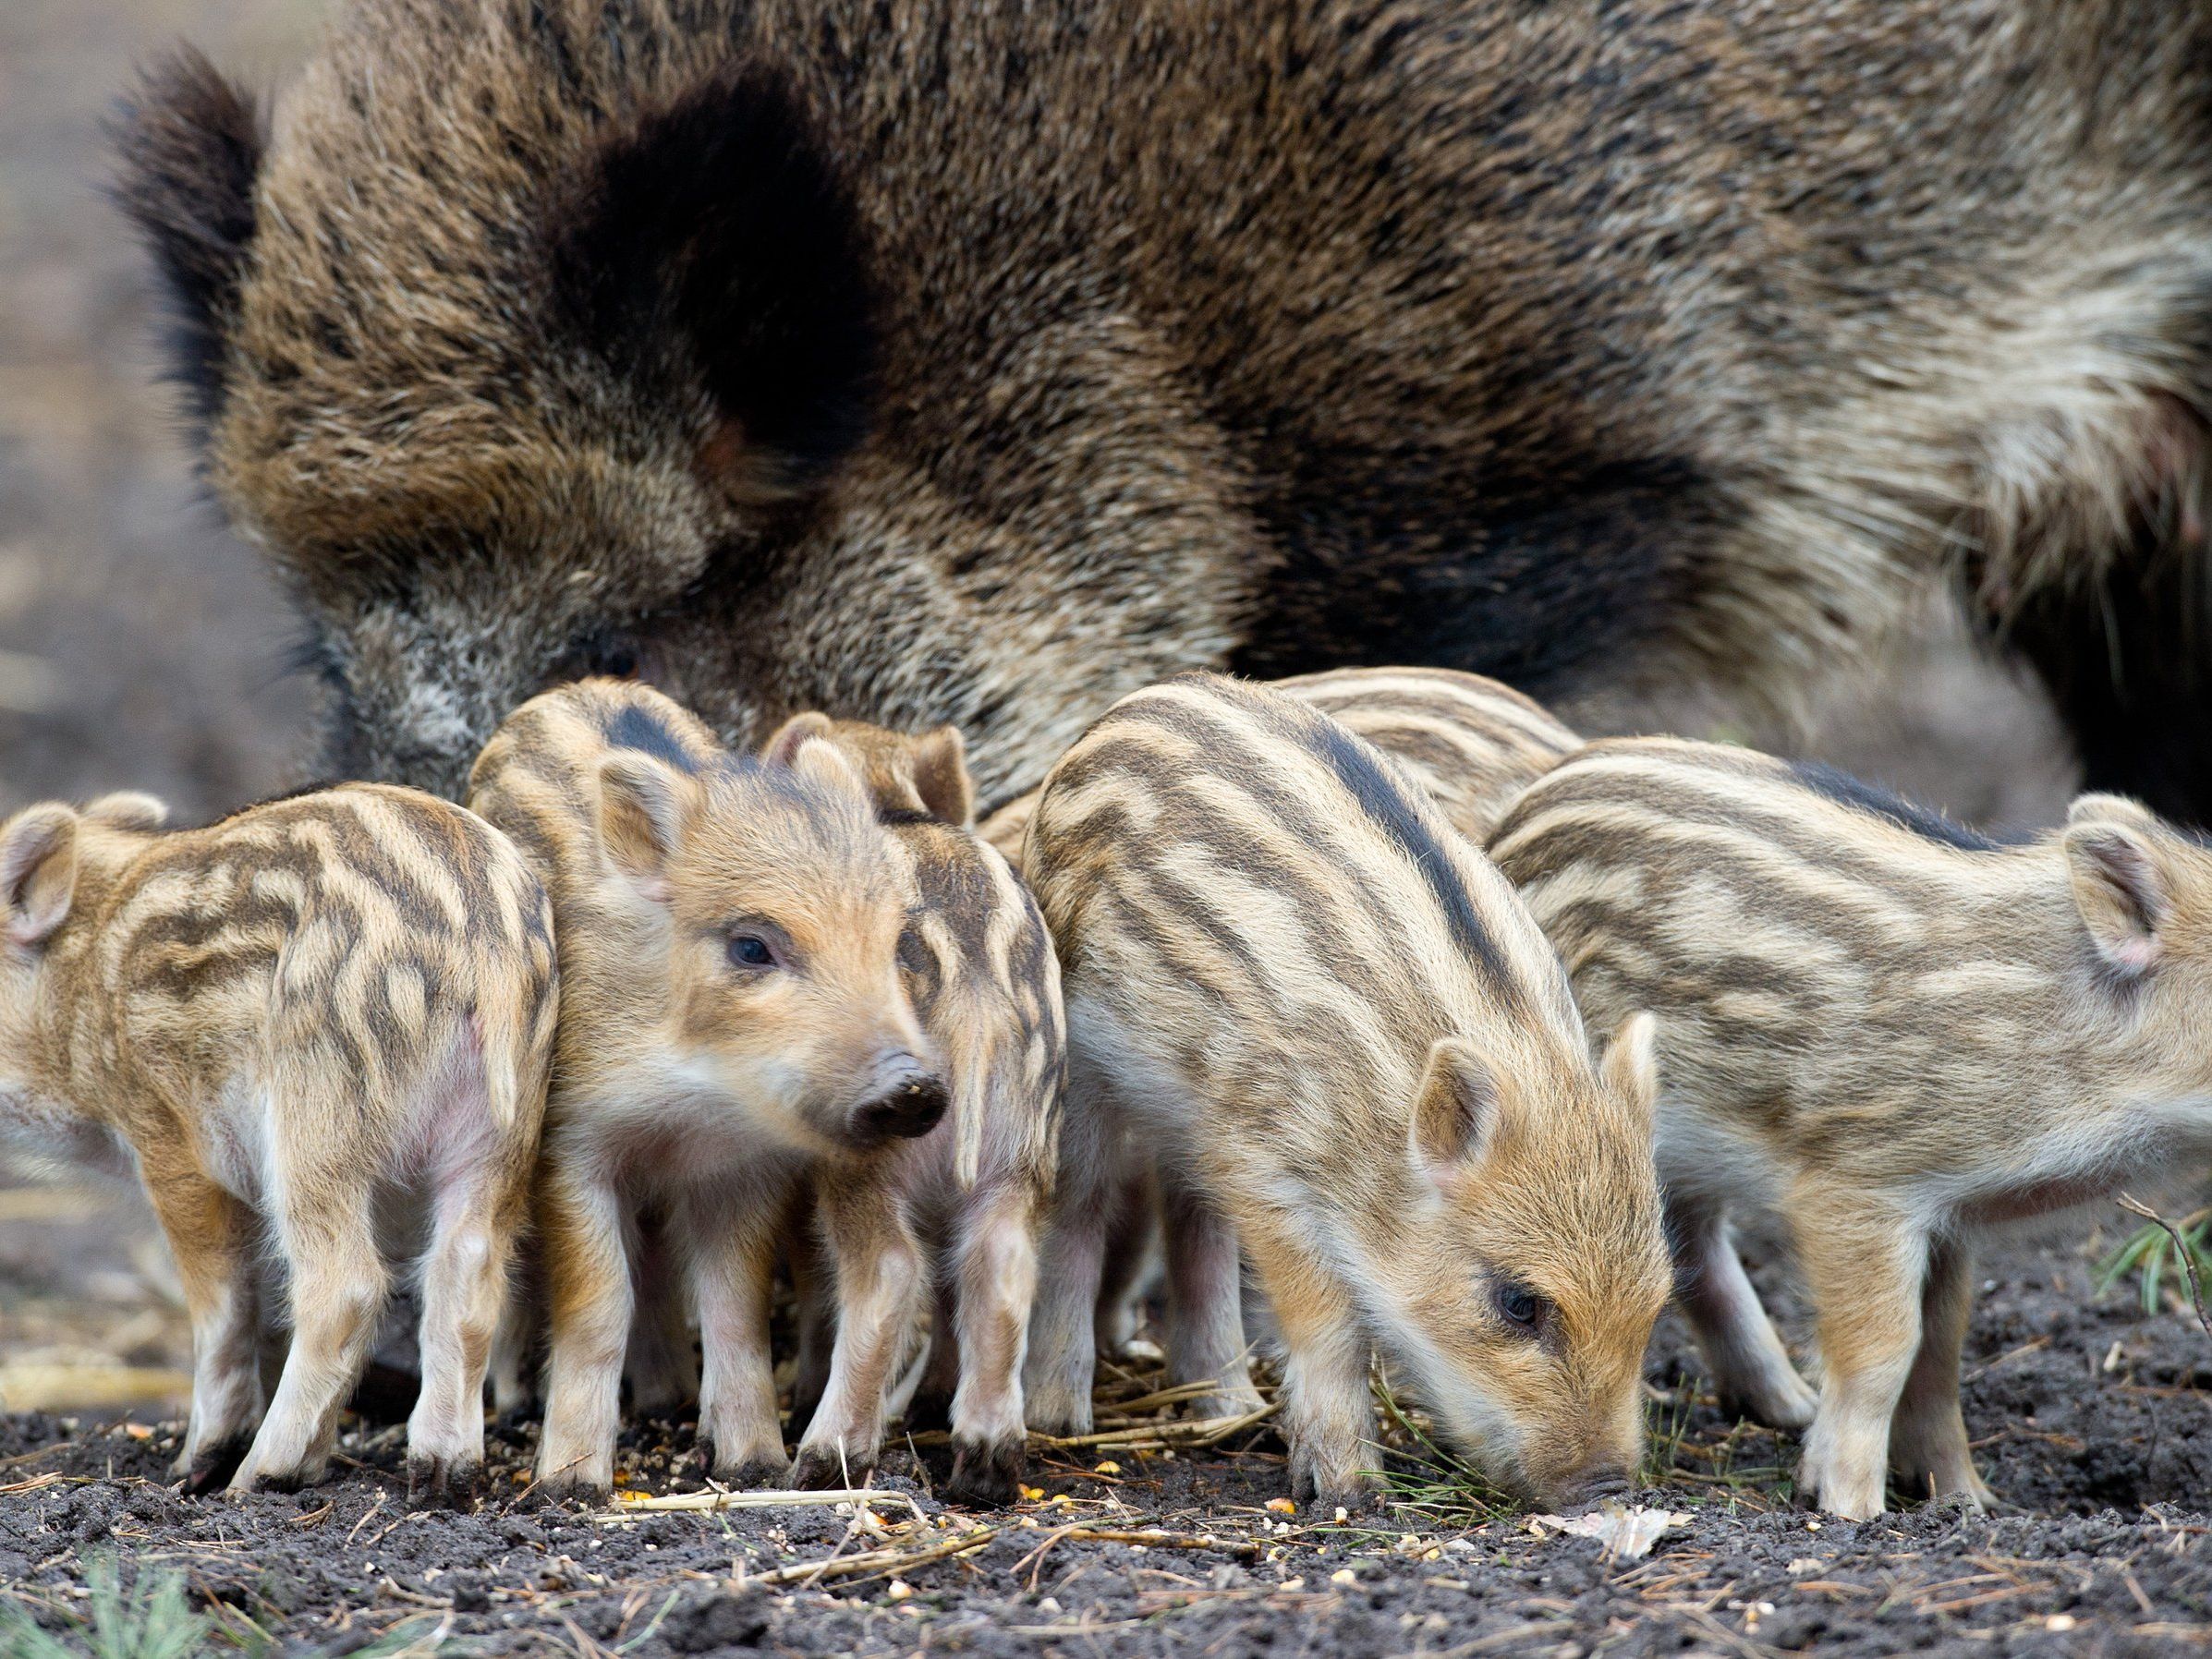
xmin=1024 ymin=673 xmax=1669 ymax=1510
xmin=111 ymin=2 xmax=2212 ymax=818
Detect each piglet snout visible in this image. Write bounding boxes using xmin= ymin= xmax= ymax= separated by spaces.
xmin=848 ymin=1056 xmax=950 ymax=1142
xmin=1549 ymin=1467 xmax=1631 ymax=1513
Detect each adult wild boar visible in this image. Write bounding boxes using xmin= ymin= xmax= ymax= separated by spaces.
xmin=115 ymin=2 xmax=2212 ymax=814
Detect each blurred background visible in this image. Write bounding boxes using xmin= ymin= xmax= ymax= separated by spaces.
xmin=0 ymin=0 xmax=2082 ymax=1423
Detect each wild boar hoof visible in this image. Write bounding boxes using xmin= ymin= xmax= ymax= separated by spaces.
xmin=944 ymin=1435 xmax=1025 ymax=1508
xmin=790 ymin=1447 xmax=867 ymax=1490
xmin=406 ymin=1455 xmax=481 ymax=1510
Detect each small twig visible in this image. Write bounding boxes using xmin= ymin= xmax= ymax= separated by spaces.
xmin=344 ymin=1492 xmax=388 ymax=1548
xmin=2119 ymin=1193 xmax=2212 ymax=1339
xmin=1032 ymin=1404 xmax=1277 ymax=1452
xmin=747 ymin=1524 xmax=999 ymax=1589
xmin=596 ymin=1487 xmax=920 ymax=1523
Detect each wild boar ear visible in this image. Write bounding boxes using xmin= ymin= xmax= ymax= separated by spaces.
xmin=908 ymin=725 xmax=975 ymax=828
xmin=760 ymin=711 xmax=835 ymax=769
xmin=2064 ymin=822 xmax=2172 ymax=975
xmin=2067 ymin=793 xmax=2161 ymax=832
xmin=84 ymin=792 xmax=171 ymax=832
xmin=1598 ymin=1011 xmax=1659 ymax=1130
xmin=0 ymin=806 xmax=81 ymax=947
xmin=595 ymin=753 xmax=688 ymax=900
xmin=1409 ymin=1037 xmax=1502 ymax=1186
xmin=110 ymin=49 xmax=265 ymax=432
xmin=552 ymin=68 xmax=878 ymax=507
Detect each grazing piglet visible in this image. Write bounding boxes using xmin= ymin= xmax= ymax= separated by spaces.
xmin=764 ymin=712 xmax=1065 ymax=1504
xmin=1487 ymin=739 xmax=2212 ymax=1519
xmin=0 ymin=786 xmax=555 ymax=1500
xmin=468 ymin=681 xmax=947 ymax=1497
xmin=977 ymin=666 xmax=1579 ymax=863
xmin=1023 ymin=672 xmax=1669 ymax=1509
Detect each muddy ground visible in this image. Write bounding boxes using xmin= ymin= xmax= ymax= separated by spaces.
xmin=6 ymin=1218 xmax=2212 ymax=1657
xmin=8 ymin=0 xmax=2209 ymax=1654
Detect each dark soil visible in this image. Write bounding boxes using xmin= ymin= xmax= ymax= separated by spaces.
xmin=6 ymin=1224 xmax=2212 ymax=1658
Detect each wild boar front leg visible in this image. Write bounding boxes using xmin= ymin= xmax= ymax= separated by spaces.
xmin=1161 ymin=1168 xmax=1263 ymax=1419
xmin=792 ymin=1176 xmax=927 ymax=1488
xmin=535 ymin=1169 xmax=636 ymax=1499
xmin=1243 ymin=1217 xmax=1375 ymax=1512
xmin=679 ymin=1185 xmax=791 ymax=1486
xmin=1666 ymin=1193 xmax=1816 ymax=1430
xmin=141 ymin=1155 xmax=262 ymax=1491
xmin=944 ymin=1183 xmax=1041 ymax=1505
xmin=1793 ymin=1190 xmax=1928 ymax=1520
xmin=1889 ymin=1234 xmax=1994 ymax=1509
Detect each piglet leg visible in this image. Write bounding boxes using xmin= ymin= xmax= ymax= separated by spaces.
xmin=625 ymin=1212 xmax=699 ymax=1416
xmin=1161 ymin=1168 xmax=1263 ymax=1419
xmin=945 ymin=1183 xmax=1040 ymax=1505
xmin=534 ymin=1169 xmax=635 ymax=1500
xmin=791 ymin=1175 xmax=926 ymax=1488
xmin=680 ymin=1184 xmax=791 ymax=1486
xmin=235 ymin=1169 xmax=388 ymax=1493
xmin=141 ymin=1154 xmax=262 ymax=1492
xmin=1889 ymin=1235 xmax=1995 ymax=1509
xmin=1243 ymin=1216 xmax=1375 ymax=1512
xmin=1793 ymin=1189 xmax=1927 ymax=1520
xmin=1667 ymin=1193 xmax=1816 ymax=1430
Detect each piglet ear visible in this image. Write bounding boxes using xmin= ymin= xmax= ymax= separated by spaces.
xmin=0 ymin=805 xmax=81 ymax=947
xmin=760 ymin=711 xmax=834 ymax=769
xmin=2064 ymin=821 xmax=2172 ymax=975
xmin=777 ymin=731 xmax=870 ymax=806
xmin=1598 ymin=1011 xmax=1659 ymax=1132
xmin=595 ymin=753 xmax=688 ymax=901
xmin=2067 ymin=793 xmax=2161 ymax=832
xmin=84 ymin=791 xmax=171 ymax=831
xmin=906 ymin=725 xmax=975 ymax=827
xmin=1409 ymin=1037 xmax=1502 ymax=1186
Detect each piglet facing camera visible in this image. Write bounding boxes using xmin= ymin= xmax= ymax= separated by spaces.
xmin=764 ymin=712 xmax=1065 ymax=1506
xmin=1023 ymin=672 xmax=1669 ymax=1510
xmin=1490 ymin=741 xmax=2212 ymax=1520
xmin=469 ymin=681 xmax=949 ymax=1499
xmin=0 ymin=785 xmax=556 ymax=1503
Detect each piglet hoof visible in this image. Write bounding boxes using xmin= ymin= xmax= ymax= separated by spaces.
xmin=944 ymin=1435 xmax=1025 ymax=1508
xmin=179 ymin=1437 xmax=250 ymax=1496
xmin=523 ymin=1469 xmax=609 ymax=1510
xmin=406 ymin=1455 xmax=481 ymax=1511
xmin=790 ymin=1447 xmax=869 ymax=1491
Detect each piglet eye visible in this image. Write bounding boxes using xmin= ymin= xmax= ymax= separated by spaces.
xmin=1494 ymin=1281 xmax=1545 ymax=1333
xmin=728 ymin=934 xmax=776 ymax=970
